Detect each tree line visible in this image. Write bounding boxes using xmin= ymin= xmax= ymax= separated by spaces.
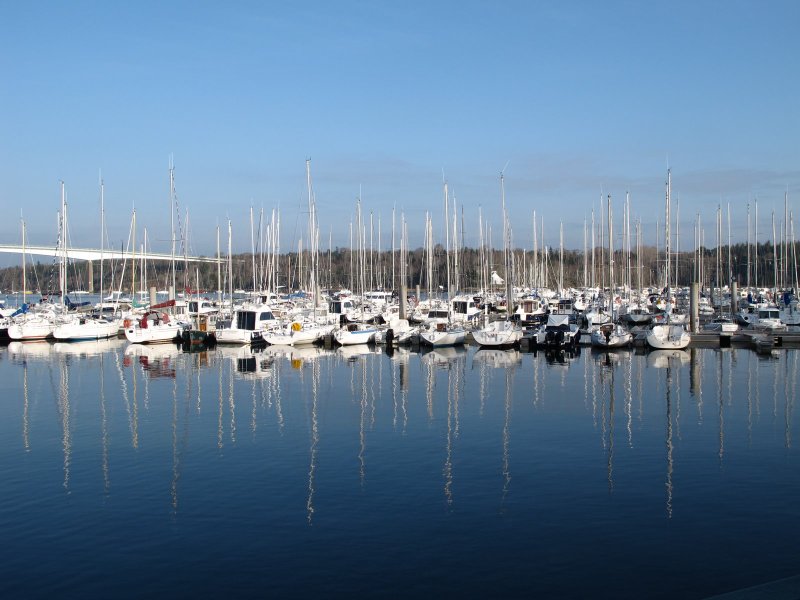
xmin=0 ymin=241 xmax=794 ymax=295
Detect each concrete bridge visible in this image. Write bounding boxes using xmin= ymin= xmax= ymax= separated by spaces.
xmin=0 ymin=244 xmax=221 ymax=264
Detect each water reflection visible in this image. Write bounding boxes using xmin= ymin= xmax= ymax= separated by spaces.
xmin=1 ymin=340 xmax=799 ymax=523
xmin=216 ymin=344 xmax=272 ymax=380
xmin=53 ymin=337 xmax=126 ymax=357
xmin=124 ymin=343 xmax=181 ymax=379
xmin=472 ymin=348 xmax=522 ymax=370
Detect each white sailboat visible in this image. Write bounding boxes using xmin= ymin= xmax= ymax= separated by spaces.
xmin=264 ymin=319 xmax=333 ymax=346
xmin=471 ymin=173 xmax=523 ymax=348
xmin=647 ymin=170 xmax=690 ymax=350
xmin=472 ymin=319 xmax=523 ymax=348
xmin=591 ymin=194 xmax=632 ymax=349
xmin=420 ymin=180 xmax=466 ymax=348
xmin=53 ymin=178 xmax=121 ymax=341
xmin=9 ymin=184 xmax=70 ymax=341
xmin=54 ymin=315 xmax=120 ymax=341
xmin=124 ymin=300 xmax=185 ymax=344
xmin=333 ymin=321 xmax=378 ymax=345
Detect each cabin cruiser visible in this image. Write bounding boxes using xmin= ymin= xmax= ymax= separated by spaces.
xmin=216 ymin=304 xmax=277 ymax=344
xmin=703 ymin=316 xmax=739 ymax=333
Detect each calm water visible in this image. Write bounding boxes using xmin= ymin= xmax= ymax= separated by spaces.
xmin=0 ymin=340 xmax=798 ymax=599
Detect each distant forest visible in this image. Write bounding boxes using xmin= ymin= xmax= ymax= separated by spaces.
xmin=0 ymin=242 xmax=795 ymax=295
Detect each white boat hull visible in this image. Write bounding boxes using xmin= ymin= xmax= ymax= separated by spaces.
xmin=590 ymin=325 xmax=632 ymax=348
xmin=646 ymin=324 xmax=690 ymax=350
xmin=419 ymin=327 xmax=466 ymax=347
xmin=334 ymin=325 xmax=377 ymax=346
xmin=8 ymin=317 xmax=55 ymax=341
xmin=471 ymin=321 xmax=522 ymax=347
xmin=215 ymin=327 xmax=264 ymax=344
xmin=53 ymin=317 xmax=120 ymax=341
xmin=264 ymin=324 xmax=332 ymax=346
xmin=124 ymin=323 xmax=182 ymax=344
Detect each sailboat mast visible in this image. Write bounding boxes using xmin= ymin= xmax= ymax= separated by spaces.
xmin=216 ymin=224 xmax=221 ymax=307
xmin=60 ymin=181 xmax=67 ymax=304
xmin=444 ymin=181 xmax=452 ymax=302
xmin=772 ymin=211 xmax=778 ymax=295
xmin=391 ymin=205 xmax=396 ymax=294
xmin=131 ymin=209 xmax=136 ymax=302
xmin=583 ymin=217 xmax=588 ymax=289
xmin=169 ymin=157 xmax=176 ymax=296
xmin=500 ymin=173 xmax=512 ymax=310
xmin=607 ymin=194 xmax=613 ymax=318
xmin=532 ymin=210 xmax=538 ymax=289
xmin=227 ymin=220 xmax=233 ymax=309
xmin=559 ymin=220 xmax=564 ymax=295
xmin=665 ymin=169 xmax=671 ymax=297
xmin=727 ymin=203 xmax=732 ymax=286
xmin=21 ymin=218 xmax=26 ymax=304
xmin=754 ymin=198 xmax=759 ymax=289
xmin=675 ymin=196 xmax=680 ymax=289
xmin=306 ymin=159 xmax=317 ymax=304
xmin=746 ymin=202 xmax=751 ymax=291
xmin=625 ymin=192 xmax=632 ymax=300
xmin=591 ymin=207 xmax=596 ymax=289
xmin=716 ymin=205 xmax=722 ymax=307
xmin=784 ymin=190 xmax=789 ymax=290
xmin=250 ymin=207 xmax=256 ymax=295
xmin=100 ymin=177 xmax=105 ymax=301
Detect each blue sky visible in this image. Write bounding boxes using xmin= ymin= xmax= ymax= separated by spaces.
xmin=1 ymin=0 xmax=798 ymax=263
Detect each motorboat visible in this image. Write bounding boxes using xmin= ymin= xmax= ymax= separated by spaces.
xmin=752 ymin=306 xmax=786 ymax=330
xmin=703 ymin=316 xmax=739 ymax=333
xmin=531 ymin=313 xmax=579 ymax=349
xmin=216 ymin=304 xmax=277 ymax=344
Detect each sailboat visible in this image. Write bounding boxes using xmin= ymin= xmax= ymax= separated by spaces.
xmin=420 ymin=180 xmax=466 ymax=347
xmin=54 ymin=178 xmax=121 ymax=341
xmin=647 ymin=170 xmax=690 ymax=350
xmin=591 ymin=194 xmax=632 ymax=348
xmin=703 ymin=205 xmax=738 ymax=334
xmin=124 ymin=299 xmax=185 ymax=344
xmin=472 ymin=173 xmax=522 ymax=348
xmin=269 ymin=161 xmax=336 ymax=346
xmin=9 ymin=185 xmax=68 ymax=341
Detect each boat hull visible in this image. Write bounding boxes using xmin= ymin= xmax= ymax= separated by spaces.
xmin=124 ymin=324 xmax=182 ymax=344
xmin=471 ymin=321 xmax=523 ymax=348
xmin=419 ymin=327 xmax=466 ymax=347
xmin=53 ymin=318 xmax=120 ymax=341
xmin=646 ymin=324 xmax=690 ymax=350
xmin=8 ymin=318 xmax=55 ymax=341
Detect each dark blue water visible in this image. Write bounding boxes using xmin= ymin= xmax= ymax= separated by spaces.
xmin=0 ymin=340 xmax=797 ymax=599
